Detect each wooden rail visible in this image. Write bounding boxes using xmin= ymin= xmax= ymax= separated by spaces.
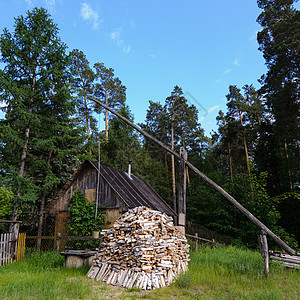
xmin=185 ymin=233 xmax=225 ymax=251
xmin=186 ymin=233 xmax=215 ymax=244
xmin=57 ymin=236 xmax=101 ymax=241
xmin=269 ymin=250 xmax=300 ymax=269
xmin=26 ymin=236 xmax=101 ymax=241
xmin=26 ymin=236 xmax=55 ymax=240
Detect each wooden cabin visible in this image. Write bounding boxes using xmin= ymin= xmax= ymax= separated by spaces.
xmin=45 ymin=159 xmax=176 ymax=237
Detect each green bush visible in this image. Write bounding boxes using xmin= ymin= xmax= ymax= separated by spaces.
xmin=67 ymin=192 xmax=105 ymax=249
xmin=68 ymin=192 xmax=105 ymax=236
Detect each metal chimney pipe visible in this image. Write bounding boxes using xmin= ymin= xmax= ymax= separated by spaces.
xmin=128 ymin=160 xmax=132 ymax=179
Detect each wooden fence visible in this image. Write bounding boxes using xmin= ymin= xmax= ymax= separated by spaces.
xmin=269 ymin=250 xmax=300 ymax=269
xmin=16 ymin=233 xmax=26 ymax=261
xmin=25 ymin=235 xmax=101 ymax=251
xmin=0 ymin=233 xmax=15 ymax=266
xmin=186 ymin=233 xmax=224 ymax=250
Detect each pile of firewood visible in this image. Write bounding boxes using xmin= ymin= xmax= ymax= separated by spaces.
xmin=87 ymin=206 xmax=190 ymax=289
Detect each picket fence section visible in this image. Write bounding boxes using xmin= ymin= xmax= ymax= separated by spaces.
xmin=17 ymin=233 xmax=26 ymax=261
xmin=0 ymin=233 xmax=15 ymax=266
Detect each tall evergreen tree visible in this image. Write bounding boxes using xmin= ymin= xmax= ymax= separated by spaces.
xmin=94 ymin=63 xmax=126 ymax=142
xmin=141 ymin=86 xmax=205 ymax=213
xmin=70 ymin=49 xmax=96 ymax=139
xmin=0 ymin=8 xmax=84 ymax=227
xmin=226 ymin=85 xmax=252 ymax=179
xmin=257 ymin=0 xmax=300 ymax=193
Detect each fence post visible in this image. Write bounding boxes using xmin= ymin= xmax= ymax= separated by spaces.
xmin=258 ymin=230 xmax=269 ymax=277
xmin=56 ymin=232 xmax=61 ymax=251
xmin=0 ymin=234 xmax=3 ymax=266
xmin=195 ymin=233 xmax=198 ymax=251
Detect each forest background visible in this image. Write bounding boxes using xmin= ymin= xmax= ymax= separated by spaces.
xmin=0 ymin=0 xmax=299 ymax=250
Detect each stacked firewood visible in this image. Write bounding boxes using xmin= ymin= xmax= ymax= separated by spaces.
xmin=87 ymin=206 xmax=190 ymax=289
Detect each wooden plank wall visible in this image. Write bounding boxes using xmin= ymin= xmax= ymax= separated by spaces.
xmin=50 ymin=166 xmax=126 ymax=215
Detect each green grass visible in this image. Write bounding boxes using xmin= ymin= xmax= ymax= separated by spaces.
xmin=158 ymin=246 xmax=300 ymax=299
xmin=0 ymin=251 xmax=93 ymax=300
xmin=0 ymin=247 xmax=299 ymax=299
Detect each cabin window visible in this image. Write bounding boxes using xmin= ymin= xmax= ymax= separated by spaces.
xmin=85 ymin=189 xmax=96 ymax=203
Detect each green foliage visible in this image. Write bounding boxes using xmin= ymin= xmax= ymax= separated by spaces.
xmin=0 ymin=187 xmax=13 ymax=227
xmin=68 ymin=192 xmax=104 ymax=237
xmin=69 ymin=49 xmax=97 ymax=139
xmin=0 ymin=7 xmax=85 ymax=233
xmin=256 ymin=0 xmax=300 ymax=195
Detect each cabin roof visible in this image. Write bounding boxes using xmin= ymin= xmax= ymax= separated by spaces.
xmin=46 ymin=160 xmax=176 ymax=217
xmin=89 ymin=160 xmax=176 ymax=217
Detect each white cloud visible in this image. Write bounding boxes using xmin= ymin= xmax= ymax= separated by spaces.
xmin=44 ymin=0 xmax=56 ymax=13
xmin=130 ymin=19 xmax=135 ymax=29
xmin=111 ymin=28 xmax=123 ymax=46
xmin=81 ymin=3 xmax=101 ymax=29
xmin=208 ymin=105 xmax=219 ymax=113
xmin=111 ymin=27 xmax=131 ymax=54
xmin=25 ymin=0 xmax=56 ymax=14
xmin=223 ymin=68 xmax=232 ymax=75
xmin=215 ymin=68 xmax=232 ymax=83
xmin=123 ymin=45 xmax=131 ymax=54
xmin=25 ymin=0 xmax=33 ymax=7
xmin=233 ymin=58 xmax=240 ymax=66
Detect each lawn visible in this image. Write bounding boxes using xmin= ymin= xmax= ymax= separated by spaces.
xmin=0 ymin=246 xmax=299 ymax=299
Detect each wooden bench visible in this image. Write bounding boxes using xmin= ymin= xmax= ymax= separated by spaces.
xmin=60 ymin=250 xmax=97 ymax=268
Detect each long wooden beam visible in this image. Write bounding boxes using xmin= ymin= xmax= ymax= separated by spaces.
xmin=89 ymin=96 xmax=296 ymax=255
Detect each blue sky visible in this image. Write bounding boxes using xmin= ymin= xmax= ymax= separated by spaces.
xmin=1 ymin=0 xmax=293 ymax=136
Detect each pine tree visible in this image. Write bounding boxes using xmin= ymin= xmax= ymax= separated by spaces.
xmin=94 ymin=63 xmax=126 ymax=142
xmin=70 ymin=49 xmax=96 ymax=139
xmin=257 ymin=0 xmax=300 ymax=193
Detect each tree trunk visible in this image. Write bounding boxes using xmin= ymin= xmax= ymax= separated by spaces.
xmin=238 ymin=110 xmax=251 ymax=177
xmin=228 ymin=142 xmax=233 ymax=184
xmin=84 ymin=93 xmax=90 ymax=137
xmin=171 ymin=118 xmax=177 ymax=215
xmin=284 ymin=141 xmax=293 ymax=192
xmin=182 ymin=138 xmax=191 ymax=194
xmin=36 ymin=193 xmax=46 ymax=250
xmin=186 ymin=167 xmax=191 ymax=195
xmin=105 ymin=85 xmax=108 ymax=142
xmin=164 ymin=152 xmax=171 ymax=198
xmin=239 ymin=110 xmax=253 ymax=198
xmin=36 ymin=150 xmax=53 ymax=251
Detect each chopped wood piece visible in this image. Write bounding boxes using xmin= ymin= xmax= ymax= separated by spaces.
xmin=87 ymin=206 xmax=190 ymax=289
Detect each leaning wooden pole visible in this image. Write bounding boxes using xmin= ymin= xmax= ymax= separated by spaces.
xmin=89 ymin=96 xmax=296 ymax=256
